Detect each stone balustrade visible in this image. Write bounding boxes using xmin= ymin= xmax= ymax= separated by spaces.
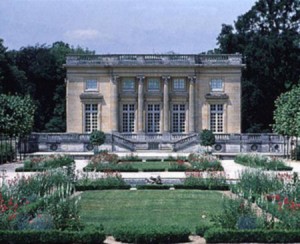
xmin=65 ymin=54 xmax=243 ymax=66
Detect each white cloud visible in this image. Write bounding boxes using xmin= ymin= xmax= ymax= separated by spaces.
xmin=64 ymin=28 xmax=100 ymax=41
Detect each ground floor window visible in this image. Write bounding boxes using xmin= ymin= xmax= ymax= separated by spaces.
xmin=147 ymin=104 xmax=160 ymax=133
xmin=210 ymin=104 xmax=223 ymax=133
xmin=172 ymin=104 xmax=185 ymax=132
xmin=85 ymin=104 xmax=98 ymax=132
xmin=122 ymin=104 xmax=135 ymax=132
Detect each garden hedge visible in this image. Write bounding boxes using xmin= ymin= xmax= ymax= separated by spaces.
xmin=113 ymin=224 xmax=190 ymax=244
xmin=136 ymin=185 xmax=173 ymax=190
xmin=204 ymin=228 xmax=300 ymax=243
xmin=75 ymin=185 xmax=131 ymax=191
xmin=83 ymin=166 xmax=139 ymax=172
xmin=174 ymin=184 xmax=229 ymax=190
xmin=0 ymin=229 xmax=105 ymax=244
xmin=15 ymin=167 xmax=46 ymax=172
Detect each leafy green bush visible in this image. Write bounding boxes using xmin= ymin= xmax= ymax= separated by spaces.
xmin=89 ymin=130 xmax=106 ymax=146
xmin=204 ymin=228 xmax=300 ymax=243
xmin=200 ymin=129 xmax=215 ymax=147
xmin=235 ymin=154 xmax=292 ymax=171
xmin=195 ymin=223 xmax=213 ymax=236
xmin=113 ymin=224 xmax=190 ymax=244
xmin=0 ymin=228 xmax=105 ymax=244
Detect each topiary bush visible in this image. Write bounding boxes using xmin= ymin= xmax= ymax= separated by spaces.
xmin=200 ymin=129 xmax=215 ymax=149
xmin=89 ymin=130 xmax=106 ymax=146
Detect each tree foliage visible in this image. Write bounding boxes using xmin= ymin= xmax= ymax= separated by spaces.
xmin=89 ymin=130 xmax=106 ymax=146
xmin=0 ymin=94 xmax=36 ymax=137
xmin=0 ymin=39 xmax=94 ymax=132
xmin=273 ymin=85 xmax=300 ymax=137
xmin=200 ymin=129 xmax=216 ymax=147
xmin=217 ymin=0 xmax=300 ymax=132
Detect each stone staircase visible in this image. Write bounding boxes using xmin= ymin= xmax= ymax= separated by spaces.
xmin=112 ymin=132 xmax=199 ymax=152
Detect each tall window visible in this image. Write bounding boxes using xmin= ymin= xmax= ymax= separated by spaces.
xmin=123 ymin=78 xmax=135 ymax=91
xmin=148 ymin=78 xmax=160 ymax=91
xmin=85 ymin=104 xmax=98 ymax=132
xmin=147 ymin=104 xmax=160 ymax=132
xmin=172 ymin=104 xmax=185 ymax=132
xmin=210 ymin=79 xmax=223 ymax=92
xmin=122 ymin=104 xmax=135 ymax=132
xmin=173 ymin=78 xmax=185 ymax=91
xmin=210 ymin=104 xmax=223 ymax=133
xmin=85 ymin=80 xmax=97 ymax=91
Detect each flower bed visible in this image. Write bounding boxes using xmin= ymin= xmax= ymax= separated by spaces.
xmin=235 ymin=154 xmax=293 ymax=171
xmin=15 ymin=155 xmax=74 ymax=172
xmin=75 ymin=175 xmax=131 ymax=191
xmin=0 ymin=167 xmax=86 ymax=237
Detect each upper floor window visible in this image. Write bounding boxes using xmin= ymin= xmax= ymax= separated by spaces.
xmin=210 ymin=79 xmax=223 ymax=92
xmin=148 ymin=78 xmax=160 ymax=91
xmin=173 ymin=78 xmax=185 ymax=91
xmin=123 ymin=78 xmax=135 ymax=91
xmin=85 ymin=80 xmax=97 ymax=91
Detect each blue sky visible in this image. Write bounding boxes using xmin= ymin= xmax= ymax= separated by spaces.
xmin=0 ymin=0 xmax=257 ymax=53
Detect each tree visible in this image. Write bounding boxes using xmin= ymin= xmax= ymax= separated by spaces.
xmin=217 ymin=0 xmax=300 ymax=132
xmin=200 ymin=129 xmax=216 ymax=150
xmin=273 ymin=85 xmax=300 ymax=137
xmin=89 ymin=130 xmax=106 ymax=146
xmin=0 ymin=94 xmax=36 ymax=137
xmin=0 ymin=39 xmax=27 ymax=94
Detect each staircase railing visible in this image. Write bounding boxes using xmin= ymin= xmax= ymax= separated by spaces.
xmin=112 ymin=133 xmax=135 ymax=151
xmin=173 ymin=133 xmax=199 ymax=151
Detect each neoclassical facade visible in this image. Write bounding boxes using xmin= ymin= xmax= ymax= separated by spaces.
xmin=64 ymin=54 xmax=243 ymax=136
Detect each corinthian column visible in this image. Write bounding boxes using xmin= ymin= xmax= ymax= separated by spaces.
xmin=111 ymin=75 xmax=119 ymax=132
xmin=162 ymin=76 xmax=170 ymax=133
xmin=137 ymin=76 xmax=144 ymax=133
xmin=188 ymin=76 xmax=196 ymax=133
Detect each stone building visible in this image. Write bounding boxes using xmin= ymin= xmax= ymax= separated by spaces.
xmin=64 ymin=54 xmax=244 ymax=149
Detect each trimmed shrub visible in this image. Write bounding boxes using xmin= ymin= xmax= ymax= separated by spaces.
xmin=89 ymin=130 xmax=106 ymax=146
xmin=136 ymin=185 xmax=173 ymax=190
xmin=195 ymin=223 xmax=213 ymax=236
xmin=76 ymin=176 xmax=131 ymax=191
xmin=75 ymin=185 xmax=130 ymax=191
xmin=204 ymin=228 xmax=300 ymax=243
xmin=0 ymin=229 xmax=105 ymax=244
xmin=174 ymin=184 xmax=229 ymax=190
xmin=113 ymin=224 xmax=190 ymax=244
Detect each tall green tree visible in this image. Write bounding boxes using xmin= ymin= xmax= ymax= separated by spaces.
xmin=217 ymin=0 xmax=300 ymax=132
xmin=273 ymin=85 xmax=300 ymax=137
xmin=0 ymin=94 xmax=36 ymax=137
xmin=0 ymin=39 xmax=27 ymax=94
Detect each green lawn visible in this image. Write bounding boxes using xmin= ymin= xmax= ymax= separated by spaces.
xmin=80 ymin=190 xmax=224 ymax=234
